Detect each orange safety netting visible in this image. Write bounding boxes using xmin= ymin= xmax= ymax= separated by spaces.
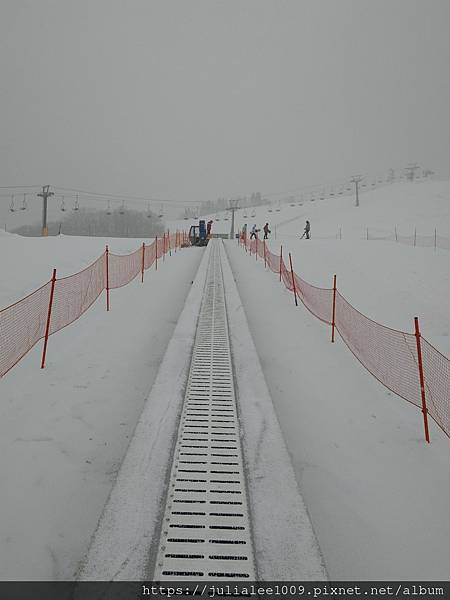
xmin=0 ymin=234 xmax=184 ymax=378
xmin=240 ymin=235 xmax=450 ymax=438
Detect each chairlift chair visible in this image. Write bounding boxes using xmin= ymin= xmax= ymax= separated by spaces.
xmin=60 ymin=196 xmax=66 ymax=212
xmin=73 ymin=195 xmax=80 ymax=211
xmin=147 ymin=203 xmax=152 ymax=218
xmin=158 ymin=204 xmax=164 ymax=218
xmin=9 ymin=195 xmax=15 ymax=212
xmin=119 ymin=201 xmax=125 ymax=215
xmin=21 ymin=194 xmax=27 ymax=210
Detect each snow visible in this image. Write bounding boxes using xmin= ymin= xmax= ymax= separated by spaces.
xmin=223 ymin=234 xmax=450 ymax=579
xmin=1 ymin=180 xmax=449 ymax=580
xmin=220 ymin=242 xmax=327 ymax=580
xmin=0 ymin=232 xmax=203 ymax=579
xmin=79 ymin=243 xmax=211 ymax=580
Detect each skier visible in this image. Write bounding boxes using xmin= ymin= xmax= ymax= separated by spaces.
xmin=263 ymin=222 xmax=271 ymax=240
xmin=250 ymin=224 xmax=259 ymax=240
xmin=300 ymin=220 xmax=311 ymax=239
xmin=206 ymin=220 xmax=213 ymax=236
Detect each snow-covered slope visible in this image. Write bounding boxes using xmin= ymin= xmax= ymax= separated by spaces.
xmin=170 ymin=181 xmax=450 ymax=355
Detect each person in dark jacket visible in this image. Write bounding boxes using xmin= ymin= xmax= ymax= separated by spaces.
xmin=300 ymin=220 xmax=311 ymax=239
xmin=263 ymin=222 xmax=271 ymax=240
xmin=206 ymin=220 xmax=213 ymax=236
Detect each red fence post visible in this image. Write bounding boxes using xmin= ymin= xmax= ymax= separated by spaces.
xmin=141 ymin=242 xmax=145 ymax=283
xmin=168 ymin=229 xmax=172 ymax=256
xmin=256 ymin=236 xmax=258 ymax=261
xmin=263 ymin=241 xmax=267 ymax=268
xmin=41 ymin=269 xmax=57 ymax=369
xmin=331 ymin=274 xmax=337 ymax=342
xmin=105 ymin=245 xmax=110 ymax=311
xmin=155 ymin=237 xmax=158 ymax=271
xmin=279 ymin=245 xmax=283 ymax=282
xmin=163 ymin=233 xmax=166 ymax=261
xmin=414 ymin=317 xmax=430 ymax=443
xmin=288 ymin=253 xmax=298 ymax=306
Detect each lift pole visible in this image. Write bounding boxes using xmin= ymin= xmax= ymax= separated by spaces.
xmin=37 ymin=185 xmax=54 ymax=236
xmin=350 ymin=176 xmax=364 ymax=208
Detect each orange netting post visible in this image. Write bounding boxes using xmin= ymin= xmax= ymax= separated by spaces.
xmin=256 ymin=236 xmax=258 ymax=261
xmin=141 ymin=242 xmax=145 ymax=283
xmin=105 ymin=245 xmax=110 ymax=311
xmin=414 ymin=317 xmax=430 ymax=443
xmin=263 ymin=241 xmax=267 ymax=268
xmin=41 ymin=268 xmax=57 ymax=369
xmin=279 ymin=245 xmax=283 ymax=282
xmin=168 ymin=229 xmax=172 ymax=257
xmin=288 ymin=253 xmax=298 ymax=306
xmin=331 ymin=274 xmax=337 ymax=342
xmin=155 ymin=237 xmax=158 ymax=270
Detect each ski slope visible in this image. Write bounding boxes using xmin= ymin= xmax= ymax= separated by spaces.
xmin=0 ymin=180 xmax=449 ymax=580
xmin=170 ymin=181 xmax=450 ymax=355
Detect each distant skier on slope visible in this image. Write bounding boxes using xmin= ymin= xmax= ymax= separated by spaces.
xmin=250 ymin=224 xmax=259 ymax=240
xmin=263 ymin=222 xmax=271 ymax=240
xmin=300 ymin=220 xmax=311 ymax=239
xmin=206 ymin=220 xmax=213 ymax=236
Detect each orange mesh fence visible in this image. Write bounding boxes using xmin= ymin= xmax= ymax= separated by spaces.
xmin=0 ymin=233 xmax=185 ymax=378
xmin=294 ymin=272 xmax=333 ymax=324
xmin=144 ymin=240 xmax=156 ymax=270
xmin=280 ymin=257 xmax=293 ymax=291
xmin=420 ymin=339 xmax=450 ymax=436
xmin=0 ymin=281 xmax=52 ymax=377
xmin=50 ymin=255 xmax=106 ymax=334
xmin=334 ymin=291 xmax=421 ymax=407
xmin=240 ymin=237 xmax=450 ymax=439
xmin=109 ymin=248 xmax=141 ymax=289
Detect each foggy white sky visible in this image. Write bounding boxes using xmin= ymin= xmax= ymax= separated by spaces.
xmin=1 ymin=0 xmax=449 ymax=208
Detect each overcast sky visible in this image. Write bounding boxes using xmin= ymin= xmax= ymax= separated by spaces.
xmin=1 ymin=0 xmax=449 ymax=209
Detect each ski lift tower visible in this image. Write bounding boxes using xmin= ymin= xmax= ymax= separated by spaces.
xmin=350 ymin=175 xmax=364 ymax=207
xmin=37 ymin=185 xmax=54 ymax=236
xmin=226 ymin=198 xmax=239 ymax=239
